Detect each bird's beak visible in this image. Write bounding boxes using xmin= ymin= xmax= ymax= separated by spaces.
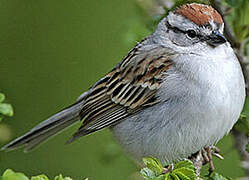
xmin=207 ymin=30 xmax=227 ymax=47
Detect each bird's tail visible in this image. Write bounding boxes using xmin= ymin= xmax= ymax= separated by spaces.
xmin=1 ymin=100 xmax=84 ymax=152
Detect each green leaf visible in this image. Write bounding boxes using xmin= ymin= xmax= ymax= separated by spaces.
xmin=31 ymin=175 xmax=49 ymax=180
xmin=165 ymin=174 xmax=173 ymax=180
xmin=141 ymin=158 xmax=198 ymax=180
xmin=143 ymin=157 xmax=163 ymax=176
xmin=174 ymin=160 xmax=196 ymax=171
xmin=141 ymin=167 xmax=156 ymax=179
xmin=0 ymin=93 xmax=5 ymax=103
xmin=231 ymin=0 xmax=249 ymax=41
xmin=54 ymin=175 xmax=63 ymax=180
xmin=235 ymin=97 xmax=249 ymax=133
xmin=174 ymin=168 xmax=196 ymax=180
xmin=0 ymin=103 xmax=14 ymax=116
xmin=62 ymin=178 xmax=72 ymax=180
xmin=208 ymin=172 xmax=230 ymax=180
xmin=241 ymin=97 xmax=249 ymax=117
xmin=225 ymin=0 xmax=243 ymax=7
xmin=170 ymin=174 xmax=180 ymax=180
xmin=54 ymin=175 xmax=72 ymax=180
xmin=154 ymin=175 xmax=165 ymax=180
xmin=173 ymin=160 xmax=196 ymax=180
xmin=0 ymin=170 xmax=75 ymax=180
xmin=174 ymin=171 xmax=190 ymax=180
xmin=2 ymin=169 xmax=29 ymax=180
xmin=246 ymin=141 xmax=249 ymax=153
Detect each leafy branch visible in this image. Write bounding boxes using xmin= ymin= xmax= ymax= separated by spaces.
xmin=140 ymin=157 xmax=230 ymax=180
xmin=0 ymin=169 xmax=73 ymax=180
xmin=0 ymin=96 xmax=75 ymax=180
xmin=0 ymin=93 xmax=13 ymax=121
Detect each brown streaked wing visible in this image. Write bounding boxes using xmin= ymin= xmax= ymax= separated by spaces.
xmin=68 ymin=45 xmax=173 ymax=143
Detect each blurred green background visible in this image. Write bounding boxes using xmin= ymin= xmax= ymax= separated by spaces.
xmin=0 ymin=0 xmax=245 ymax=179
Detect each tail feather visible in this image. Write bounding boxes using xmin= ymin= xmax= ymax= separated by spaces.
xmin=24 ymin=118 xmax=78 ymax=152
xmin=1 ymin=100 xmax=84 ymax=152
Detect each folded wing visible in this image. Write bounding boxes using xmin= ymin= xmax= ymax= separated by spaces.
xmin=68 ymin=45 xmax=173 ymax=143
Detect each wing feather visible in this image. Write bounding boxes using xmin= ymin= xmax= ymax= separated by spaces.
xmin=69 ymin=43 xmax=174 ymax=142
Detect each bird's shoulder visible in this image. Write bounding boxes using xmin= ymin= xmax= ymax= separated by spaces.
xmin=69 ymin=39 xmax=175 ymax=140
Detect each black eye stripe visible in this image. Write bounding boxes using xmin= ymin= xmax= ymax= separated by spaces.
xmin=166 ymin=21 xmax=185 ymax=34
xmin=166 ymin=21 xmax=204 ymax=40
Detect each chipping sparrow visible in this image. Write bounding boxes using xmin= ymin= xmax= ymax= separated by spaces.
xmin=2 ymin=3 xmax=245 ymax=165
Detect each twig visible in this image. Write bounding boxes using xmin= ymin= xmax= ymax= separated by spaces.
xmin=191 ymin=151 xmax=203 ymax=179
xmin=232 ymin=129 xmax=249 ymax=175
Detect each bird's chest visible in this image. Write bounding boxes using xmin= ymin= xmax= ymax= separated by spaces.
xmin=192 ymin=67 xmax=233 ymax=116
xmin=159 ymin=58 xmax=243 ymax=141
xmin=191 ymin=60 xmax=239 ymax=115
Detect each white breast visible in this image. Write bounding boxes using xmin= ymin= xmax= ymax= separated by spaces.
xmin=111 ymin=44 xmax=245 ymax=165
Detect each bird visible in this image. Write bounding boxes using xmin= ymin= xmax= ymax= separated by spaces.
xmin=2 ymin=3 xmax=245 ymax=167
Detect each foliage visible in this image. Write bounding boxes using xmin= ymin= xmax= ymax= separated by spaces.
xmin=140 ymin=157 xmax=231 ymax=180
xmin=208 ymin=172 xmax=230 ymax=180
xmin=0 ymin=93 xmax=13 ymax=122
xmin=141 ymin=158 xmax=197 ymax=180
xmin=235 ymin=97 xmax=249 ymax=134
xmin=0 ymin=169 xmax=73 ymax=180
xmin=236 ymin=97 xmax=249 ymax=154
xmin=225 ymin=0 xmax=249 ymax=43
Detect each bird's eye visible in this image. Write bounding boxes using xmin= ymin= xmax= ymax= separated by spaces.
xmin=186 ymin=30 xmax=197 ymax=38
